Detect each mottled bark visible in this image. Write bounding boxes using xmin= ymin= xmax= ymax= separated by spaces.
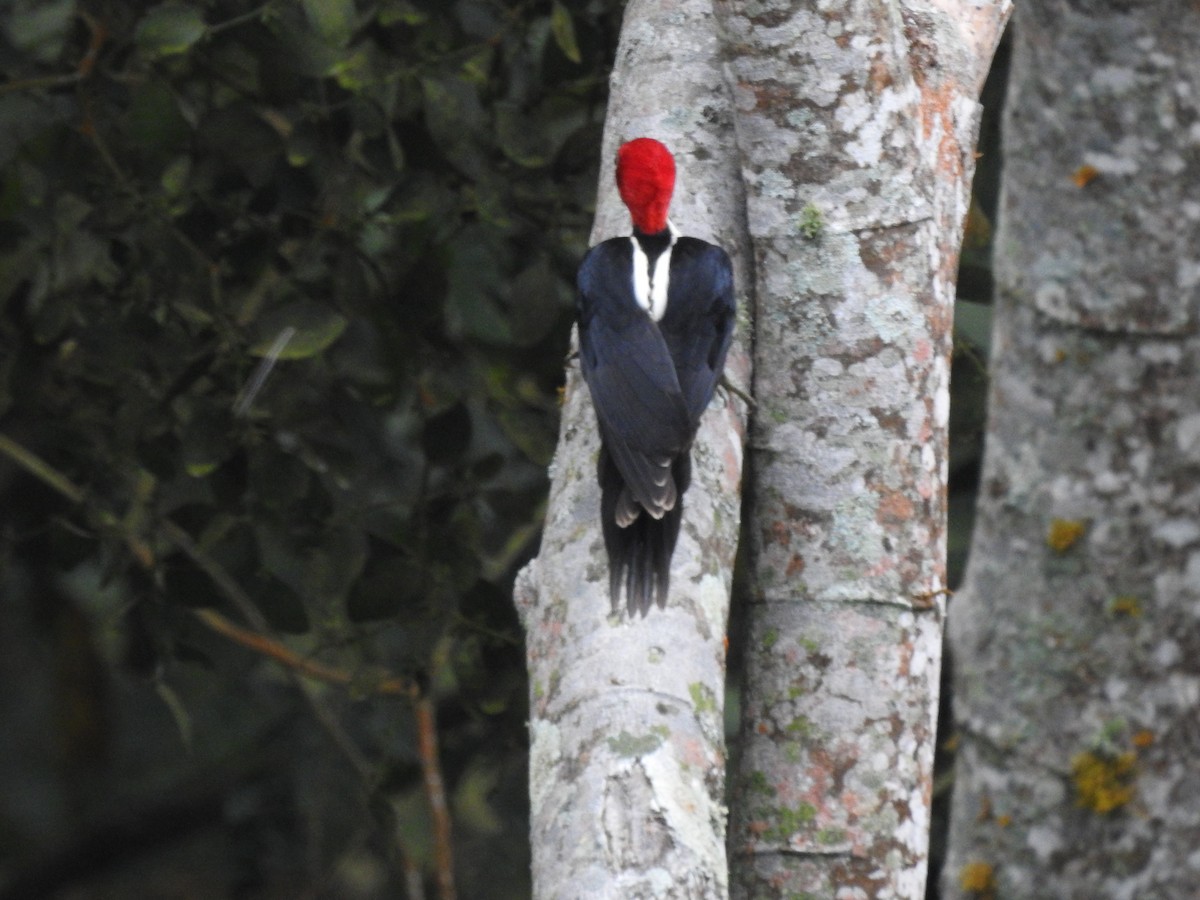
xmin=718 ymin=2 xmax=1008 ymax=897
xmin=945 ymin=3 xmax=1200 ymax=898
xmin=513 ymin=0 xmax=751 ymax=895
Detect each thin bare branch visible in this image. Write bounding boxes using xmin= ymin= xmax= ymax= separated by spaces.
xmin=191 ymin=607 xmax=419 ymax=699
xmin=415 ymin=694 xmax=456 ymax=900
xmin=0 ymin=433 xmax=87 ymax=503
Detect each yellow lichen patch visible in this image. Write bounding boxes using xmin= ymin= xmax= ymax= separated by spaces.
xmin=1132 ymin=730 xmax=1155 ymax=748
xmin=1109 ymin=595 xmax=1142 ymax=617
xmin=1072 ymin=750 xmax=1136 ymax=813
xmin=996 ymin=813 xmax=1012 ymax=827
xmin=1047 ymin=518 xmax=1087 ymax=553
xmin=959 ymin=860 xmax=997 ymax=894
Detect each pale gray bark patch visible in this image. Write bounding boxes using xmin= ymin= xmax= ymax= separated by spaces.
xmin=998 ymin=1 xmax=1200 ymax=335
xmin=733 ymin=601 xmax=943 ymax=897
xmin=944 ymin=3 xmax=1200 ymax=898
xmin=514 ymin=0 xmax=751 ymax=895
xmin=716 ymin=0 xmax=1008 ymax=896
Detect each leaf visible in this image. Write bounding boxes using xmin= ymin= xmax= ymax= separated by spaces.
xmin=954 ymin=299 xmax=993 ymax=356
xmin=181 ymin=408 xmax=233 ymax=478
xmin=129 ymin=81 xmax=191 ymax=165
xmin=304 ymin=527 xmax=368 ymax=609
xmin=136 ymin=2 xmax=207 ymax=59
xmin=496 ymin=406 xmax=556 ymax=467
xmin=252 ymin=576 xmax=312 ymax=634
xmin=347 ymin=555 xmax=421 ymax=622
xmin=453 ymin=761 xmax=503 ymax=834
xmin=379 ymin=0 xmax=427 ymax=27
xmin=443 ymin=230 xmax=513 ymax=345
xmin=286 ymin=127 xmax=318 ymax=167
xmin=200 ymin=103 xmax=282 ymax=187
xmin=258 ymin=5 xmax=342 ymax=77
xmin=155 ymin=681 xmax=194 ymax=750
xmin=0 ymin=94 xmax=73 ymax=167
xmin=4 ymin=0 xmax=75 ymax=64
xmin=420 ymin=75 xmax=488 ymax=178
xmin=422 ymin=403 xmax=472 ymax=464
xmin=248 ymin=444 xmax=312 ymax=506
xmin=461 ymin=47 xmax=494 ymax=86
xmin=160 ymin=156 xmax=191 ymax=198
xmin=456 ymin=0 xmax=503 ymax=40
xmin=330 ymin=47 xmax=376 ymax=91
xmin=250 ymin=301 xmax=347 ymax=359
xmin=550 ymin=1 xmax=582 ymax=64
xmin=301 ymin=0 xmax=355 ymax=47
xmin=508 ymin=255 xmax=568 ymax=346
xmin=494 ymin=102 xmax=547 ymax=169
xmin=466 ymin=175 xmax=513 ymax=229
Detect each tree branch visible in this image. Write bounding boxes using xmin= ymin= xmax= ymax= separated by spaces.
xmin=415 ymin=694 xmax=457 ymax=900
xmin=190 ymin=607 xmax=418 ymax=699
xmin=0 ymin=433 xmax=86 ymax=503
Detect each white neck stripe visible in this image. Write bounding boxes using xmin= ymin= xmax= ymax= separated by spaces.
xmin=630 ymin=223 xmax=677 ymax=322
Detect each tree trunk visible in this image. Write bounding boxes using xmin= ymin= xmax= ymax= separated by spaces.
xmin=719 ymin=2 xmax=1009 ymax=897
xmin=513 ymin=0 xmax=751 ymax=895
xmin=944 ymin=3 xmax=1200 ymax=897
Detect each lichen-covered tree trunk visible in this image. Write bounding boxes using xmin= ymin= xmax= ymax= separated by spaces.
xmin=718 ymin=2 xmax=1009 ymax=897
xmin=513 ymin=0 xmax=751 ymax=895
xmin=944 ymin=4 xmax=1200 ymax=897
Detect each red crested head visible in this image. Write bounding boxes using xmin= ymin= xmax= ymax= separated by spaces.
xmin=616 ymin=138 xmax=675 ymax=234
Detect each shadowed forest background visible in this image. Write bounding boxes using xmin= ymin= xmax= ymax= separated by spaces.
xmin=0 ymin=2 xmax=1004 ymax=897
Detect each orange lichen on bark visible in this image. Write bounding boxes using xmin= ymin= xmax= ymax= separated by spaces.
xmin=877 ymin=490 xmax=916 ymax=526
xmin=1072 ymin=164 xmax=1100 ymax=187
xmin=917 ymin=79 xmax=977 ymax=287
xmin=766 ymin=519 xmax=791 ymax=548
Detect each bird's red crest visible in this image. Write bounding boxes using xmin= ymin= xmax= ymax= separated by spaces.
xmin=616 ymin=138 xmax=675 ymax=234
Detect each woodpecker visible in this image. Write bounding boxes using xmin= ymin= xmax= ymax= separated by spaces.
xmin=576 ymin=137 xmax=736 ymax=615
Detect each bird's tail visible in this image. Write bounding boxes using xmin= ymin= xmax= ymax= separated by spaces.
xmin=600 ymin=447 xmax=690 ymax=616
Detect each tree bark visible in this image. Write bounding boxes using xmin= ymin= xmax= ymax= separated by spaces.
xmin=513 ymin=0 xmax=751 ymax=895
xmin=945 ymin=3 xmax=1200 ymax=897
xmin=718 ymin=2 xmax=1009 ymax=897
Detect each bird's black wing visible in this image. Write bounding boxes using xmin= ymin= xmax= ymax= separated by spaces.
xmin=659 ymin=238 xmax=736 ymax=426
xmin=577 ymin=239 xmax=693 ymax=519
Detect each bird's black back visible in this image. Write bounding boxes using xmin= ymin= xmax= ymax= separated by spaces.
xmin=577 ymin=231 xmax=735 ymax=614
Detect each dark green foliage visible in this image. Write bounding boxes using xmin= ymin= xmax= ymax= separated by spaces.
xmin=0 ymin=0 xmax=620 ymax=895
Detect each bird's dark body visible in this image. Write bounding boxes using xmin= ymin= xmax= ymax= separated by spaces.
xmin=577 ymin=230 xmax=735 ymax=614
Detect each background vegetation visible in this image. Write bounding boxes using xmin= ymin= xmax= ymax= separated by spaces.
xmin=0 ymin=1 xmax=621 ymax=896
xmin=0 ymin=1 xmax=999 ymax=897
